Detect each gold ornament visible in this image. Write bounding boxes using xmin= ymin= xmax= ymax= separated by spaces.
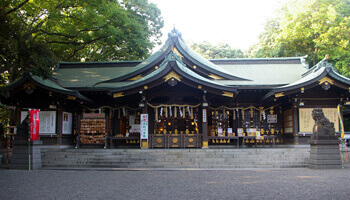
xmin=128 ymin=74 xmax=143 ymax=81
xmin=209 ymin=73 xmax=224 ymax=80
xmin=163 ymin=71 xmax=182 ymax=82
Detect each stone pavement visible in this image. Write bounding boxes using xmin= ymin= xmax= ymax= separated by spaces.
xmin=1 ymin=166 xmax=350 ymax=200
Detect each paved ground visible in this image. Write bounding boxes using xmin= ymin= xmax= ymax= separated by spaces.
xmin=1 ymin=166 xmax=350 ymax=200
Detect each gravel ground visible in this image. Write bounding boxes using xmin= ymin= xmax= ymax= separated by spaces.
xmin=1 ymin=167 xmax=350 ymax=200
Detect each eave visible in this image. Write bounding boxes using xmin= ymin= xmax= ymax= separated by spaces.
xmin=109 ymin=53 xmax=237 ymax=98
xmin=7 ymin=72 xmax=93 ymax=103
xmin=263 ymin=60 xmax=350 ymax=101
xmin=173 ymin=34 xmax=250 ymax=81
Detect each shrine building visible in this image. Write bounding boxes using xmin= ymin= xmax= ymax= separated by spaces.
xmin=4 ymin=29 xmax=350 ymax=148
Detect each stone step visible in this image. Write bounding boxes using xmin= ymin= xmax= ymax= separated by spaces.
xmin=41 ymin=148 xmax=310 ymax=169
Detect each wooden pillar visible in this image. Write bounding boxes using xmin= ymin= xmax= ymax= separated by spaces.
xmin=56 ymin=107 xmax=63 ymax=146
xmin=142 ymin=105 xmax=147 ymax=114
xmin=75 ymin=111 xmax=82 ymax=148
xmin=104 ymin=109 xmax=109 ymax=149
xmin=292 ymin=103 xmax=299 ymax=145
xmin=202 ymin=107 xmax=208 ymax=148
xmin=105 ymin=109 xmax=110 ymax=136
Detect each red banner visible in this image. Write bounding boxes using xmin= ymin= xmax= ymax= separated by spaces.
xmin=29 ymin=109 xmax=40 ymax=141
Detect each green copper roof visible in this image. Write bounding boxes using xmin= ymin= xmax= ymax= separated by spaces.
xmin=8 ymin=72 xmax=74 ymax=94
xmin=176 ymin=60 xmax=228 ymax=87
xmin=176 ymin=37 xmax=248 ymax=81
xmin=177 ymin=38 xmax=232 ymax=74
xmin=31 ymin=75 xmax=74 ymax=92
xmin=53 ymin=66 xmax=134 ymax=88
xmin=217 ymin=63 xmax=307 ymax=86
xmin=124 ymin=39 xmax=171 ymax=74
xmin=97 ymin=39 xmax=172 ymax=84
xmin=273 ymin=60 xmax=350 ymax=93
xmin=96 ymin=61 xmax=167 ymax=89
xmin=103 ymin=53 xmax=236 ymax=93
xmin=7 ymin=72 xmax=92 ymax=102
xmin=50 ymin=30 xmax=348 ymax=95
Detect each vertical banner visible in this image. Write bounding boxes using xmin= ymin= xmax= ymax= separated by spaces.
xmin=140 ymin=114 xmax=148 ymax=148
xmin=140 ymin=114 xmax=148 ymax=140
xmin=29 ymin=109 xmax=40 ymax=141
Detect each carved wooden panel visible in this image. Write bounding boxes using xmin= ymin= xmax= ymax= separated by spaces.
xmin=151 ymin=134 xmax=167 ymax=148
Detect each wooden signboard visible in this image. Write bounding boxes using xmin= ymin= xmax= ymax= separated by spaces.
xmin=83 ymin=113 xmax=105 ymax=119
xmin=299 ymin=108 xmax=339 ymax=133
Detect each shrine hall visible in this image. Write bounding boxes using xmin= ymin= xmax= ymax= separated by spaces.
xmin=4 ymin=29 xmax=350 ymax=148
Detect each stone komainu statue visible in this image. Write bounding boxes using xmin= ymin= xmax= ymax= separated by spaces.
xmin=311 ymin=108 xmax=335 ymax=136
xmin=16 ymin=115 xmax=29 ymax=139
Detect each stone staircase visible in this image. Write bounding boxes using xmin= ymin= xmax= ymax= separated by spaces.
xmin=41 ymin=148 xmax=310 ymax=169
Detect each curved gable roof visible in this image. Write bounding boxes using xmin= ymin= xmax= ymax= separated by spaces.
xmin=273 ymin=59 xmax=350 ymax=93
xmin=96 ymin=29 xmax=249 ymax=85
xmin=8 ymin=72 xmax=92 ymax=102
xmin=108 ymin=53 xmax=237 ymax=97
xmin=174 ymin=33 xmax=249 ymax=81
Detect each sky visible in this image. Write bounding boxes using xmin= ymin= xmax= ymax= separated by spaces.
xmin=149 ymin=0 xmax=285 ymax=51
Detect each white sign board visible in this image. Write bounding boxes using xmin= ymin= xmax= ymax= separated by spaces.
xmin=267 ymin=114 xmax=277 ymax=123
xmin=62 ymin=112 xmax=73 ymax=134
xmin=140 ymin=114 xmax=148 ymax=139
xmin=21 ymin=111 xmax=56 ymax=134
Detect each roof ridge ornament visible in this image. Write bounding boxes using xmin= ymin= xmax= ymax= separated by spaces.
xmin=313 ymin=54 xmax=333 ymax=73
xmin=168 ymin=28 xmax=184 ymax=41
xmin=301 ymin=55 xmax=308 ymax=69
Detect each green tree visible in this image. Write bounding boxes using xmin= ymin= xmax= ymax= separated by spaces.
xmin=253 ymin=0 xmax=350 ymax=76
xmin=0 ymin=0 xmax=164 ymax=83
xmin=190 ymin=41 xmax=246 ymax=59
xmin=250 ymin=19 xmax=290 ymax=58
xmin=0 ymin=1 xmax=57 ymax=83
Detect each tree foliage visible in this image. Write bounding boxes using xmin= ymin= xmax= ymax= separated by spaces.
xmin=252 ymin=0 xmax=350 ymax=76
xmin=190 ymin=41 xmax=246 ymax=59
xmin=0 ymin=0 xmax=164 ymax=83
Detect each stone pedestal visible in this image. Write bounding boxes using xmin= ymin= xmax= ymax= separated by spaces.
xmin=9 ymin=139 xmax=43 ymax=170
xmin=308 ymin=135 xmax=341 ymax=169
